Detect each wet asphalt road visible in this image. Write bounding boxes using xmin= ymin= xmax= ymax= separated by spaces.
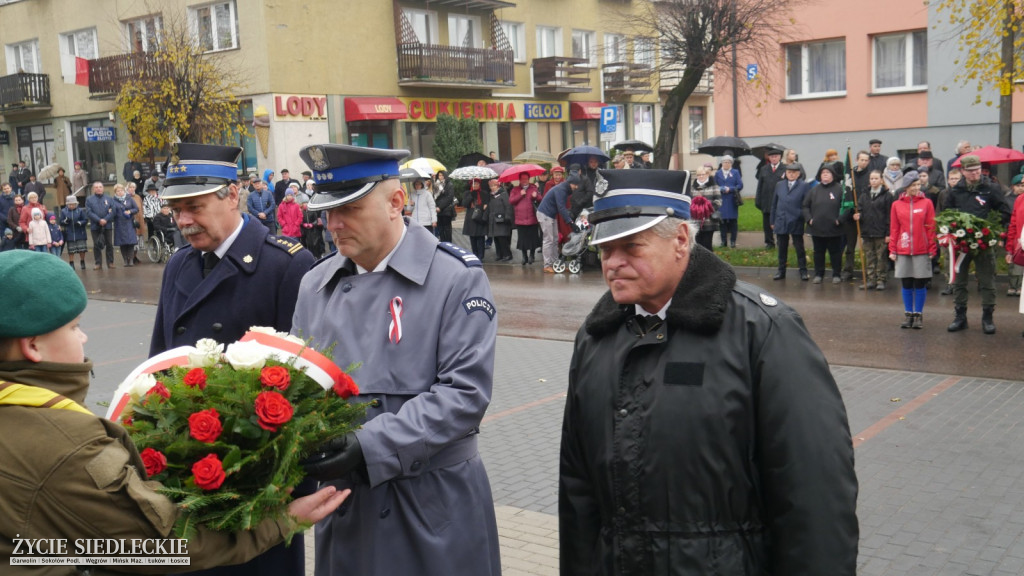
xmin=76 ymin=247 xmax=1023 ymax=382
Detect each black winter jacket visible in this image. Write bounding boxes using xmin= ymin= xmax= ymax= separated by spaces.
xmin=946 ymin=176 xmax=1012 ymax=225
xmin=560 ymin=246 xmax=859 ymax=575
xmin=857 ymin=187 xmax=894 ymax=238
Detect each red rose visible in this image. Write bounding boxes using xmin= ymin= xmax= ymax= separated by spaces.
xmin=332 ymin=372 xmax=359 ymax=399
xmin=188 ymin=408 xmax=222 ymax=443
xmin=260 ymin=366 xmax=291 ymax=391
xmin=254 ymin=391 xmax=294 ymax=432
xmin=982 ymin=228 xmax=991 ymax=236
xmin=183 ymin=368 xmax=208 ymax=390
xmin=140 ymin=448 xmax=167 ymax=477
xmin=966 ymin=228 xmax=975 ymax=234
xmin=192 ymin=453 xmax=226 ymax=490
xmin=979 ymin=243 xmax=988 ymax=250
xmin=121 ymin=416 xmax=133 ymax=427
xmin=146 ymin=382 xmax=170 ymax=403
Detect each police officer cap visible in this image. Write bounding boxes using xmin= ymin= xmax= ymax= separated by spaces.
xmin=0 ymin=251 xmax=87 ymax=338
xmin=299 ymin=144 xmax=410 ymax=211
xmin=589 ymin=169 xmax=692 ymax=246
xmin=160 ymin=143 xmax=241 ymax=200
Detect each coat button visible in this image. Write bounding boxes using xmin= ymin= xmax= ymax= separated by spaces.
xmin=342 ymin=283 xmax=353 ymax=293
xmin=618 ymin=408 xmax=627 ymax=417
xmin=370 ymin=399 xmax=381 ymax=408
xmin=380 ymin=507 xmax=390 ymax=519
xmin=175 ymin=326 xmax=186 ymax=335
xmin=411 ymin=461 xmax=422 ymax=472
xmin=212 ymin=323 xmax=223 ymax=332
xmin=656 ymin=333 xmax=664 ymax=340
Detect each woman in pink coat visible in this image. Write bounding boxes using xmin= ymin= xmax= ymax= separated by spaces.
xmin=508 ymin=172 xmax=541 ymax=265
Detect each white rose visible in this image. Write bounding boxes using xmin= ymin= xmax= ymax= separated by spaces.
xmin=127 ymin=373 xmax=158 ymax=399
xmin=188 ymin=339 xmax=224 ymax=368
xmin=969 ymin=243 xmax=978 ymax=249
xmin=989 ymin=239 xmax=998 ymax=246
xmin=283 ymin=333 xmax=307 ymax=346
xmin=955 ymin=229 xmax=966 ymax=237
xmin=223 ymin=341 xmax=267 ymax=371
xmin=939 ymin=226 xmax=950 ymax=234
xmin=975 ymin=231 xmax=984 ymax=239
xmin=247 ymin=326 xmax=279 ymax=335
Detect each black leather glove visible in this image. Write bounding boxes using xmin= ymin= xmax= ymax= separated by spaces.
xmin=301 ymin=432 xmax=366 ymax=482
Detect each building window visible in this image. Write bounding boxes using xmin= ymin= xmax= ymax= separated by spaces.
xmin=786 ymin=39 xmax=846 ymax=98
xmin=71 ymin=119 xmax=117 ymax=184
xmin=6 ymin=39 xmax=40 ymax=74
xmin=403 ymin=9 xmax=438 ymax=44
xmin=536 ymin=26 xmax=562 ymax=58
xmin=874 ymin=30 xmax=927 ymax=92
xmin=572 ymin=30 xmax=596 ymax=66
xmin=634 ymin=37 xmax=655 ymax=68
xmin=449 ymin=14 xmax=481 ymax=48
xmin=605 ymin=33 xmax=625 ymax=64
xmin=688 ymin=106 xmax=705 ymax=152
xmin=633 ymin=104 xmax=654 ymax=147
xmin=500 ymin=21 xmax=526 ymax=62
xmin=17 ymin=124 xmax=55 ymax=182
xmin=61 ymin=28 xmax=98 ymax=60
xmin=190 ymin=1 xmax=238 ymax=52
xmin=125 ymin=15 xmax=162 ymax=53
xmin=350 ymin=121 xmax=394 ymax=150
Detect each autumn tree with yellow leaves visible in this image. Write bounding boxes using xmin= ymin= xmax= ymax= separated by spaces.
xmin=934 ymin=0 xmax=1022 ymax=158
xmin=114 ymin=13 xmax=246 ymax=164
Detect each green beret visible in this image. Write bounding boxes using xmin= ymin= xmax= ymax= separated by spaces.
xmin=0 ymin=251 xmax=87 ymax=338
xmin=1014 ymin=174 xmax=1024 ymax=186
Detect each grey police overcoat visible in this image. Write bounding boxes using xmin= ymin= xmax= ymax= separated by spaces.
xmin=292 ymin=219 xmax=502 ymax=576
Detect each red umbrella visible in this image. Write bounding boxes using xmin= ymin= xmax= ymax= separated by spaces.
xmin=951 ymin=145 xmax=1024 ymax=167
xmin=498 ymin=163 xmax=547 ymax=183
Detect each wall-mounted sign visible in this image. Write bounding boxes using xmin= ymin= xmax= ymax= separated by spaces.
xmin=398 ymin=98 xmax=566 ymax=123
xmin=84 ymin=127 xmax=116 ymax=142
xmin=274 ymin=94 xmax=328 ymax=121
xmin=0 ymin=130 xmax=8 ymax=146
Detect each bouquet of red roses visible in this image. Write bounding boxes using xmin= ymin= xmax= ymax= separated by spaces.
xmin=108 ymin=327 xmax=365 ymax=539
xmin=935 ymin=210 xmax=1005 ymax=282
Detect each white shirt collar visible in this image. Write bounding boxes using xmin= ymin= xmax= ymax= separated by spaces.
xmin=209 ymin=217 xmax=245 ymax=260
xmin=355 ymin=224 xmax=408 ymax=274
xmin=635 ymin=299 xmax=671 ymax=320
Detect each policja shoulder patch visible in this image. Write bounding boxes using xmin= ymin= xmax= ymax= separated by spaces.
xmin=462 ymin=297 xmax=495 ymax=320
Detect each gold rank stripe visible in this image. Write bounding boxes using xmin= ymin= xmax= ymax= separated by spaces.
xmin=288 ymin=244 xmax=302 ymax=255
xmin=0 ymin=380 xmax=93 ymax=415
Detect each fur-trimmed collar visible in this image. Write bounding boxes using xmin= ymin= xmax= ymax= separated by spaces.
xmin=584 ymin=245 xmax=737 ymax=338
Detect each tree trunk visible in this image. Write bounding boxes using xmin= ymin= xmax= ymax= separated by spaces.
xmin=998 ymin=0 xmax=1014 ymax=185
xmin=653 ymin=67 xmax=705 ymax=170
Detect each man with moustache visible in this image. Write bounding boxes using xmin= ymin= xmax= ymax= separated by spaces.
xmin=149 ymin=143 xmax=315 ymax=576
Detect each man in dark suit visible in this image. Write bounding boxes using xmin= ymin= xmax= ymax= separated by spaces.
xmin=150 ymin=143 xmax=315 ymax=576
xmin=14 ymin=161 xmax=31 ymax=194
xmin=755 ymin=147 xmax=785 ymax=249
xmin=273 ymin=168 xmax=300 ymax=206
xmin=770 ymin=162 xmax=811 ymax=280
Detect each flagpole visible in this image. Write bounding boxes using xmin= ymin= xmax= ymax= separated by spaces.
xmin=846 ymin=147 xmax=868 ymax=288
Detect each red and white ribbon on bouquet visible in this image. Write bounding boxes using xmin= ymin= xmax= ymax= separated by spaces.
xmin=388 ymin=297 xmax=404 ymax=344
xmin=106 ymin=329 xmax=344 ymax=422
xmin=937 ymin=233 xmax=968 ymax=284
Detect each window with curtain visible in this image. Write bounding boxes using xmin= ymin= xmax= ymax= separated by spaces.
xmin=124 ymin=15 xmax=162 ymax=53
xmin=605 ymin=33 xmax=625 ymax=64
xmin=403 ymin=9 xmax=438 ymax=44
xmin=874 ymin=30 xmax=927 ymax=92
xmin=786 ymin=39 xmax=846 ymax=97
xmin=634 ymin=37 xmax=655 ymax=68
xmin=536 ymin=26 xmax=562 ymax=58
xmin=449 ymin=15 xmax=480 ymax=47
xmin=5 ymin=39 xmax=40 ymax=73
xmin=62 ymin=28 xmax=98 ymax=59
xmin=500 ymin=21 xmax=525 ymax=62
xmin=190 ymin=1 xmax=238 ymax=52
xmin=688 ymin=106 xmax=705 ymax=152
xmin=572 ymin=30 xmax=596 ymax=66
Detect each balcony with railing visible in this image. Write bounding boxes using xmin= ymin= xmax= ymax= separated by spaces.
xmin=533 ymin=56 xmax=592 ymax=94
xmin=660 ymin=67 xmax=714 ymax=95
xmin=397 ymin=43 xmax=514 ymax=88
xmin=602 ymin=62 xmax=652 ymax=97
xmin=87 ymin=52 xmax=166 ymax=98
xmin=0 ymin=72 xmax=50 ymax=113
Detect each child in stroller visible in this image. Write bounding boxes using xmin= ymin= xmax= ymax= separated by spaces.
xmin=554 ymin=209 xmax=593 ymax=274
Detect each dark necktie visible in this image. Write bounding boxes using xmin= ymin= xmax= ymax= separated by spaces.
xmin=634 ymin=314 xmax=663 ymax=336
xmin=202 ymin=252 xmax=220 ymax=278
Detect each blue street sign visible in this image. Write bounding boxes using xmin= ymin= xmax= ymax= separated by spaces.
xmin=84 ymin=126 xmax=117 ymax=142
xmin=746 ymin=64 xmax=759 ymax=81
xmin=600 ymin=106 xmax=617 ymax=134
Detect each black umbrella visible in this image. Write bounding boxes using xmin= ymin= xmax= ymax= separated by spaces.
xmin=457 ymin=152 xmax=494 ymax=168
xmin=697 ymin=136 xmax=751 ymax=157
xmin=612 ymin=139 xmax=654 ymax=153
xmin=750 ymin=142 xmax=788 ymax=159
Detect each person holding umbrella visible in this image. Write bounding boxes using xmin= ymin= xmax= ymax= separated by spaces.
xmin=509 ymin=172 xmax=541 ymax=265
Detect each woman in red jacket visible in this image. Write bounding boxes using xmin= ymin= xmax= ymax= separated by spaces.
xmin=889 ymin=171 xmax=937 ymax=329
xmin=1004 ymin=176 xmax=1024 ymax=332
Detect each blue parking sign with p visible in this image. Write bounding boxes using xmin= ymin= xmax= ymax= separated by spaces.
xmin=600 ymin=106 xmax=617 ymax=134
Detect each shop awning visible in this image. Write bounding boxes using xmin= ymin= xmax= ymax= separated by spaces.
xmin=345 ymin=97 xmax=408 ymax=121
xmin=570 ymin=101 xmax=606 ymax=120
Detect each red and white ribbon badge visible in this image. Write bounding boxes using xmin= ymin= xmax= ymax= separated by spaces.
xmin=389 ymin=297 xmax=404 ymax=344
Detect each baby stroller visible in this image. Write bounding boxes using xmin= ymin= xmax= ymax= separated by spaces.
xmin=553 ymin=210 xmax=592 ymax=274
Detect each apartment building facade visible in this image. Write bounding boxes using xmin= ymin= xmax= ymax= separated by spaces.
xmin=0 ymin=0 xmax=715 ymax=193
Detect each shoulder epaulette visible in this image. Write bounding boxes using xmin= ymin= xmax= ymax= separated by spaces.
xmin=437 ymin=242 xmax=481 ymax=267
xmin=266 ymin=235 xmax=306 ymax=256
